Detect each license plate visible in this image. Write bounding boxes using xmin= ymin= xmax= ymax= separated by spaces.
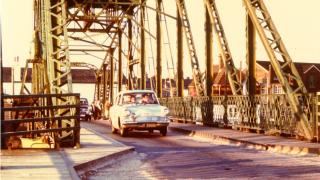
xmin=146 ymin=124 xmax=156 ymax=128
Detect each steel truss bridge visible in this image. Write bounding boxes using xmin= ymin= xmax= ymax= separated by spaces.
xmin=1 ymin=0 xmax=320 ymax=148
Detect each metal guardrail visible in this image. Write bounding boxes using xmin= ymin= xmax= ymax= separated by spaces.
xmin=160 ymin=92 xmax=320 ymax=141
xmin=1 ymin=93 xmax=80 ymax=149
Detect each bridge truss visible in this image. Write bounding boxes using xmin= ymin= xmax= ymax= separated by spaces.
xmin=14 ymin=0 xmax=316 ymax=142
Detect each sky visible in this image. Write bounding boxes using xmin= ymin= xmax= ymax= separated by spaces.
xmin=1 ymin=0 xmax=319 ymax=71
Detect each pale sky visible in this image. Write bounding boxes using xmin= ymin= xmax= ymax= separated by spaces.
xmin=1 ymin=0 xmax=319 ymax=71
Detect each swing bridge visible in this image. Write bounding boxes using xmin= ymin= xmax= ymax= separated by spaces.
xmin=1 ymin=0 xmax=320 ymax=149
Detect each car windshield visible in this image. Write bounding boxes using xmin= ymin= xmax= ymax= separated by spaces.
xmin=80 ymin=98 xmax=88 ymax=105
xmin=122 ymin=92 xmax=159 ymax=105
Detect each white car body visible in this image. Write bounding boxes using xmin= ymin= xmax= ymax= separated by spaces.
xmin=109 ymin=90 xmax=169 ymax=136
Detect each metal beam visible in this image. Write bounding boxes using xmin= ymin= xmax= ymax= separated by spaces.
xmin=118 ymin=31 xmax=122 ymax=92
xmin=203 ymin=0 xmax=242 ymax=95
xmin=246 ymin=14 xmax=256 ymax=96
xmin=177 ymin=7 xmax=183 ymax=97
xmin=176 ymin=0 xmax=205 ymax=96
xmin=243 ymin=0 xmax=312 ymax=140
xmin=102 ymin=64 xmax=107 ymax=105
xmin=156 ymin=0 xmax=162 ymax=97
xmin=140 ymin=3 xmax=146 ymax=89
xmin=128 ymin=8 xmax=134 ymax=90
xmin=205 ymin=5 xmax=213 ymax=97
xmin=110 ymin=50 xmax=114 ymax=103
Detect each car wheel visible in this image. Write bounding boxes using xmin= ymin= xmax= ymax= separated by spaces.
xmin=120 ymin=127 xmax=127 ymax=137
xmin=111 ymin=123 xmax=117 ymax=134
xmin=148 ymin=129 xmax=154 ymax=133
xmin=160 ymin=127 xmax=167 ymax=136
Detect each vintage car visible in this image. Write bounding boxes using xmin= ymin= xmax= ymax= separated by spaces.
xmin=109 ymin=90 xmax=170 ymax=136
xmin=79 ymin=98 xmax=90 ymax=120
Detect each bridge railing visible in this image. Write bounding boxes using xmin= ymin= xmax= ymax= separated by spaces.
xmin=160 ymin=92 xmax=319 ymax=140
xmin=1 ymin=93 xmax=80 ymax=149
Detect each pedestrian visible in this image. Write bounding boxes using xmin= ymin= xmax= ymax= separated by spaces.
xmin=94 ymin=100 xmax=102 ymax=120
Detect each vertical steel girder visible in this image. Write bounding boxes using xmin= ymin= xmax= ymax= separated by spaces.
xmin=203 ymin=0 xmax=242 ymax=95
xmin=205 ymin=3 xmax=213 ymax=97
xmin=128 ymin=8 xmax=134 ymax=90
xmin=118 ymin=31 xmax=123 ymax=92
xmin=43 ymin=0 xmax=72 ymax=94
xmin=110 ymin=50 xmax=114 ymax=103
xmin=33 ymin=0 xmax=47 ymax=95
xmin=246 ymin=14 xmax=256 ymax=96
xmin=156 ymin=0 xmax=162 ymax=97
xmin=140 ymin=2 xmax=146 ymax=90
xmin=243 ymin=0 xmax=313 ymax=140
xmin=102 ymin=64 xmax=107 ymax=104
xmin=39 ymin=0 xmax=75 ymax=141
xmin=176 ymin=0 xmax=205 ymax=96
xmin=176 ymin=8 xmax=184 ymax=97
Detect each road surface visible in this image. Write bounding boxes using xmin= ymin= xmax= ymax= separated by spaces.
xmin=82 ymin=121 xmax=320 ymax=180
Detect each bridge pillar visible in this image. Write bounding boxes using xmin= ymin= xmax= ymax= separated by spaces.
xmin=246 ymin=14 xmax=256 ymax=96
xmin=156 ymin=0 xmax=162 ymax=97
xmin=177 ymin=7 xmax=183 ymax=97
xmin=102 ymin=63 xmax=107 ymax=104
xmin=205 ymin=2 xmax=213 ymax=97
xmin=110 ymin=48 xmax=115 ymax=104
xmin=118 ymin=30 xmax=122 ymax=92
xmin=246 ymin=13 xmax=257 ymax=127
xmin=204 ymin=4 xmax=214 ymax=125
xmin=128 ymin=8 xmax=133 ymax=90
xmin=140 ymin=3 xmax=146 ymax=90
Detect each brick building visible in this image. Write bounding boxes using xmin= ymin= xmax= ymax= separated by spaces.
xmin=188 ymin=61 xmax=320 ymax=96
xmin=257 ymin=61 xmax=320 ymax=94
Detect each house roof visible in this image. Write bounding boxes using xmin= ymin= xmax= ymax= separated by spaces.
xmin=257 ymin=60 xmax=320 ymax=74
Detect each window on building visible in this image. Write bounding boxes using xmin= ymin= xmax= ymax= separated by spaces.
xmin=273 ymin=85 xmax=283 ymax=94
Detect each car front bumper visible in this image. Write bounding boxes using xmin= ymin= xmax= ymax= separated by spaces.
xmin=121 ymin=122 xmax=169 ymax=129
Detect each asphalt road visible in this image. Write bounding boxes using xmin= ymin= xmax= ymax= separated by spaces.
xmin=82 ymin=121 xmax=320 ymax=180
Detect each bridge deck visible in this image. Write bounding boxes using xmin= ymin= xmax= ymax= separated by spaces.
xmin=0 ymin=126 xmax=133 ymax=179
xmin=1 ymin=119 xmax=319 ymax=179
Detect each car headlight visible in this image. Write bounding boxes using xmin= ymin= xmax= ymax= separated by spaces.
xmin=161 ymin=107 xmax=169 ymax=116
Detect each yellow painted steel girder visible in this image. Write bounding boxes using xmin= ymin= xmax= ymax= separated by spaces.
xmin=243 ymin=0 xmax=313 ymax=140
xmin=203 ymin=0 xmax=242 ymax=95
xmin=176 ymin=0 xmax=205 ymax=96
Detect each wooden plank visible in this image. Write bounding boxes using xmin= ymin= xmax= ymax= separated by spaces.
xmin=1 ymin=115 xmax=78 ymax=124
xmin=1 ymin=127 xmax=80 ymax=137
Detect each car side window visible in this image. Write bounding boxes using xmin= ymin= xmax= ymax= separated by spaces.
xmin=151 ymin=93 xmax=159 ymax=104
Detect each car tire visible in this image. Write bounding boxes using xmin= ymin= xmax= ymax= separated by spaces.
xmin=160 ymin=127 xmax=167 ymax=136
xmin=120 ymin=127 xmax=127 ymax=137
xmin=111 ymin=124 xmax=117 ymax=134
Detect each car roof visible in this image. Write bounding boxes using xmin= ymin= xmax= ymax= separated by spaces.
xmin=118 ymin=90 xmax=156 ymax=95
